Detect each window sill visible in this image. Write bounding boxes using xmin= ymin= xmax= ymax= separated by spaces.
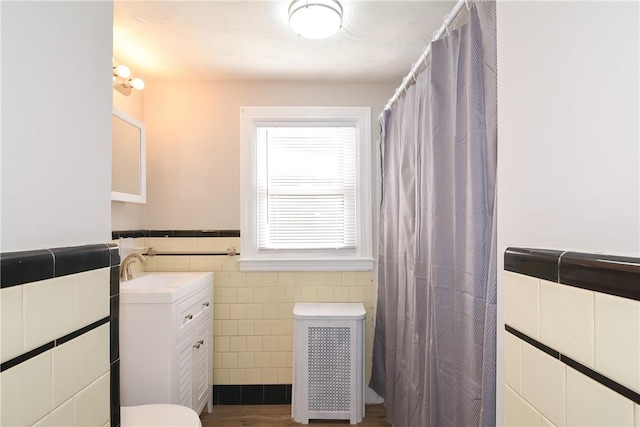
xmin=238 ymin=257 xmax=374 ymax=272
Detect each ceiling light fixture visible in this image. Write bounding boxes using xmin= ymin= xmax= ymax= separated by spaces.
xmin=289 ymin=0 xmax=343 ymax=40
xmin=113 ymin=63 xmax=145 ymax=96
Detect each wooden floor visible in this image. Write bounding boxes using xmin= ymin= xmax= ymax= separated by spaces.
xmin=200 ymin=405 xmax=392 ymax=427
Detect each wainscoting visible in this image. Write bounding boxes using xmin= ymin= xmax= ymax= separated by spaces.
xmin=504 ymin=247 xmax=640 ymax=426
xmin=0 ymin=244 xmax=120 ymax=427
xmin=111 ymin=229 xmax=375 ymax=402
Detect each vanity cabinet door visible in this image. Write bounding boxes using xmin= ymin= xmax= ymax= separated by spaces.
xmin=192 ymin=321 xmax=210 ymax=413
xmin=176 ymin=334 xmax=195 ymax=409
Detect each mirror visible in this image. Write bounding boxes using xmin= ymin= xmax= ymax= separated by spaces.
xmin=112 ymin=107 xmax=146 ymax=203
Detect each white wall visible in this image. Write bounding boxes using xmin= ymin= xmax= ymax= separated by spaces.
xmin=1 ymin=1 xmax=114 ymax=251
xmin=142 ymin=81 xmax=394 ymax=229
xmin=112 ymin=73 xmax=146 ymax=231
xmin=497 ymin=1 xmax=640 ymax=423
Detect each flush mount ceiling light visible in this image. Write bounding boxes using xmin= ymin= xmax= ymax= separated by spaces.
xmin=289 ymin=0 xmax=343 ymax=39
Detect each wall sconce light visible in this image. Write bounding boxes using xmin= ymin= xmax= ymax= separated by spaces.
xmin=113 ymin=63 xmax=145 ymax=96
xmin=289 ymin=0 xmax=343 ymax=39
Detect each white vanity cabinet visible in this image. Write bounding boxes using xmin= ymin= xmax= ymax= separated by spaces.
xmin=120 ymin=272 xmax=214 ymax=415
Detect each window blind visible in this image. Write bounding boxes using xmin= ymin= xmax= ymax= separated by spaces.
xmin=256 ymin=126 xmax=357 ymax=250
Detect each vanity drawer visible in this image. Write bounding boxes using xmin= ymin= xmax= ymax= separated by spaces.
xmin=176 ymin=287 xmax=212 ymax=339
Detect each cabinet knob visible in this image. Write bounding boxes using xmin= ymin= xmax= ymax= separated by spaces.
xmin=185 ymin=314 xmax=193 ymax=320
xmin=193 ymin=343 xmax=201 ymax=349
xmin=203 ymin=301 xmax=210 ymax=307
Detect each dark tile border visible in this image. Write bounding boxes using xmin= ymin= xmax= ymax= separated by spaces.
xmin=110 ymin=295 xmax=120 ymax=364
xmin=504 ymin=325 xmax=559 ymax=359
xmin=111 ymin=230 xmax=147 ymax=239
xmin=559 ymin=252 xmax=640 ymax=301
xmin=154 ymin=252 xmax=240 ymax=257
xmin=0 ymin=249 xmax=54 ymax=288
xmin=111 ymin=360 xmax=121 ymax=427
xmin=56 ymin=316 xmax=110 ymax=346
xmin=213 ymin=384 xmax=291 ymax=405
xmin=1 ymin=244 xmax=117 ymax=289
xmin=52 ymin=244 xmax=111 ymax=277
xmin=112 ymin=229 xmax=241 ymax=240
xmin=0 ymin=316 xmax=109 ymax=372
xmin=505 ymin=325 xmax=640 ymax=405
xmin=0 ymin=341 xmax=55 ymax=372
xmin=504 ymin=247 xmax=640 ymax=301
xmin=110 ymin=266 xmax=119 ymax=297
xmin=504 ymin=247 xmax=563 ymax=283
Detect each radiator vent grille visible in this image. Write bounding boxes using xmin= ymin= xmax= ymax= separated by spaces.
xmin=307 ymin=326 xmax=351 ymax=412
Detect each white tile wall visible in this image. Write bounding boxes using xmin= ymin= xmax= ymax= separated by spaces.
xmin=1 ymin=285 xmax=24 ymax=362
xmin=504 ymin=271 xmax=541 ymax=339
xmin=541 ymin=415 xmax=555 ymax=427
xmin=52 ymin=323 xmax=110 ymax=407
xmin=74 ymin=268 xmax=110 ymax=328
xmin=24 ymin=276 xmax=75 ymax=351
xmin=505 ymin=331 xmax=522 ymax=393
xmin=74 ymin=372 xmax=110 ymax=427
xmin=2 ymin=265 xmax=112 ymax=427
xmin=0 ymin=350 xmax=52 ymax=426
xmin=33 ymin=397 xmax=74 ymax=427
xmin=506 ymin=385 xmax=542 ymax=426
xmin=566 ymin=366 xmax=635 ymax=426
xmin=521 ymin=341 xmax=566 ymax=426
xmin=540 ymin=279 xmax=594 ymax=368
xmin=594 ymin=292 xmax=640 ymax=393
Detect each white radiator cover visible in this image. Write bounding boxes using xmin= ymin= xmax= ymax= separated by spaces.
xmin=292 ymin=303 xmax=366 ymax=425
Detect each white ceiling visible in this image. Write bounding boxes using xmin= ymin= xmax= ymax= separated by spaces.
xmin=113 ymin=1 xmax=459 ymax=83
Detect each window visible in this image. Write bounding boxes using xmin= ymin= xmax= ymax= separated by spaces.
xmin=240 ymin=107 xmax=373 ymax=271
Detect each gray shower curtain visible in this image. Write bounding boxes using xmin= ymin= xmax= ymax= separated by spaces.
xmin=369 ymin=2 xmax=496 ymax=426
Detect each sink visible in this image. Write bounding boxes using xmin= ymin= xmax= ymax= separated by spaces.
xmin=120 ymin=272 xmax=214 ymax=304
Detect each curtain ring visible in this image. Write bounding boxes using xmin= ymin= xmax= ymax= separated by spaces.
xmin=465 ymin=0 xmax=471 ymax=11
xmin=443 ymin=14 xmax=451 ymax=36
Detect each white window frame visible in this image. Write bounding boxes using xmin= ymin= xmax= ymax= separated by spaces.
xmin=239 ymin=106 xmax=373 ymax=272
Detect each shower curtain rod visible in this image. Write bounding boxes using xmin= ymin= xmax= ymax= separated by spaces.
xmin=380 ymin=0 xmax=468 ymax=118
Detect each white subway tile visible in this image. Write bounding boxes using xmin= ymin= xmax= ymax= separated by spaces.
xmin=33 ymin=397 xmax=74 ymax=427
xmin=74 ymin=372 xmax=110 ymax=427
xmin=540 ymin=280 xmax=594 ymax=367
xmin=506 ymin=385 xmax=541 ymax=426
xmin=74 ymin=268 xmax=110 ymax=328
xmin=52 ymin=323 xmax=110 ymax=407
xmin=24 ymin=276 xmax=75 ymax=351
xmin=0 ymin=350 xmax=52 ymax=426
xmin=504 ymin=272 xmax=540 ymax=339
xmin=165 ymin=238 xmax=182 ymax=251
xmin=197 ymin=238 xmax=216 ymax=252
xmin=566 ymin=366 xmax=635 ymax=426
xmin=147 ymin=237 xmax=167 ymax=251
xmin=214 ymin=238 xmax=235 ymax=253
xmin=505 ymin=332 xmax=522 ymax=393
xmin=595 ymin=293 xmax=640 ymax=393
xmin=521 ymin=341 xmax=566 ymax=426
xmin=1 ymin=286 xmax=23 ymax=363
xmin=541 ymin=415 xmax=555 ymax=427
xmin=181 ymin=238 xmax=199 ymax=252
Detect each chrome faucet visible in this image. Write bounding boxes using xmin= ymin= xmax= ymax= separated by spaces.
xmin=120 ymin=252 xmax=147 ymax=281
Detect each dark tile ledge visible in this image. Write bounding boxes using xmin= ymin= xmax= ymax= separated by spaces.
xmin=505 ymin=247 xmax=640 ymax=301
xmin=1 ymin=243 xmax=119 ymax=289
xmin=112 ymin=230 xmax=240 ymax=239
